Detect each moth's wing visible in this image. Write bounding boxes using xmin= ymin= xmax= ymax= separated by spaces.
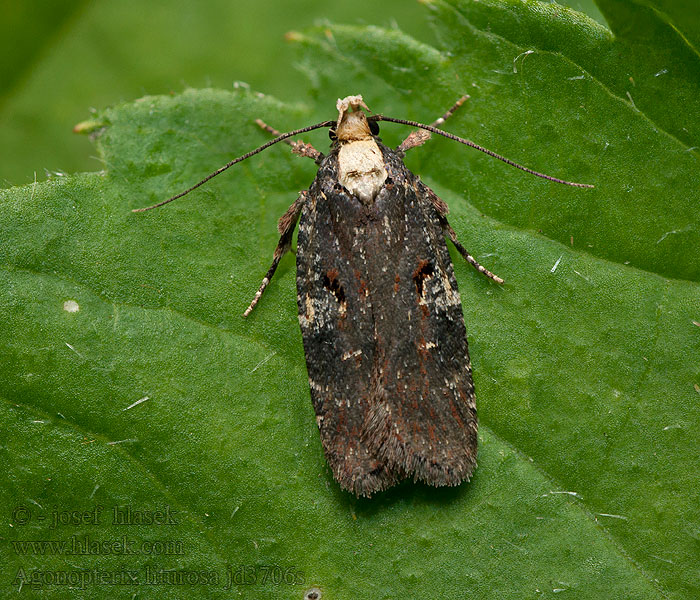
xmin=296 ymin=159 xmax=399 ymax=497
xmin=362 ymin=155 xmax=478 ymax=487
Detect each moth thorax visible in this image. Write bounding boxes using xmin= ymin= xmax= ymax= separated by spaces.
xmin=338 ymin=139 xmax=388 ymax=204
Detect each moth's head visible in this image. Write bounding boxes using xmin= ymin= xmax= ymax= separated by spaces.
xmin=331 ymin=94 xmax=379 ymax=143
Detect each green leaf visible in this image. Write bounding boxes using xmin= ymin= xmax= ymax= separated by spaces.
xmin=0 ymin=0 xmax=87 ymax=106
xmin=0 ymin=0 xmax=603 ymax=188
xmin=0 ymin=0 xmax=432 ymax=187
xmin=1 ymin=2 xmax=698 ymax=600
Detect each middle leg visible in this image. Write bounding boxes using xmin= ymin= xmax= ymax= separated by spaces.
xmin=243 ymin=191 xmax=308 ymax=316
xmin=442 ymin=218 xmax=504 ymax=284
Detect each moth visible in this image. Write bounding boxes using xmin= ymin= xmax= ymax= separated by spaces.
xmin=135 ymin=95 xmax=591 ymax=497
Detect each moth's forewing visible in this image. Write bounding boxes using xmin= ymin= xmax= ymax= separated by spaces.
xmin=296 ymin=143 xmax=477 ymax=497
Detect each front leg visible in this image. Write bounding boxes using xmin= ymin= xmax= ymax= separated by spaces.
xmin=243 ymin=191 xmax=307 ymax=316
xmin=255 ymin=119 xmax=323 ymax=163
xmin=397 ymin=95 xmax=470 ymax=154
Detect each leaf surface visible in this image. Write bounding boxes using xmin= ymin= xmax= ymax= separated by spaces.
xmin=1 ymin=2 xmax=698 ymax=598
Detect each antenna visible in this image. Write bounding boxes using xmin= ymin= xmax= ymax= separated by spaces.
xmin=371 ymin=115 xmax=593 ymax=188
xmin=132 ymin=120 xmax=334 ymax=212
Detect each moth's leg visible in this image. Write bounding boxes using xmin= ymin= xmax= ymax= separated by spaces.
xmin=429 ymin=95 xmax=470 ymax=128
xmin=255 ymin=119 xmax=323 ymax=163
xmin=443 ymin=219 xmax=504 ymax=284
xmin=397 ymin=95 xmax=469 ymax=154
xmin=421 ymin=184 xmax=449 ymax=218
xmin=419 ymin=182 xmax=502 ymax=282
xmin=243 ymin=191 xmax=307 ymax=317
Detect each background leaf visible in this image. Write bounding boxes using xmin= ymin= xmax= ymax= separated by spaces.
xmin=1 ymin=1 xmax=698 ymax=599
xmin=0 ymin=0 xmax=603 ymax=188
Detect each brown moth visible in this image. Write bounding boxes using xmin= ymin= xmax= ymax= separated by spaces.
xmin=135 ymin=95 xmax=591 ymax=496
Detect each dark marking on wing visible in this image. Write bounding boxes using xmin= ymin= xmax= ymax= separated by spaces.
xmin=323 ymin=270 xmax=346 ymax=305
xmin=412 ymin=260 xmax=435 ymax=297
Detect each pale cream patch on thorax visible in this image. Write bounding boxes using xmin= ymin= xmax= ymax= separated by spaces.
xmin=338 ymin=139 xmax=387 ymax=204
